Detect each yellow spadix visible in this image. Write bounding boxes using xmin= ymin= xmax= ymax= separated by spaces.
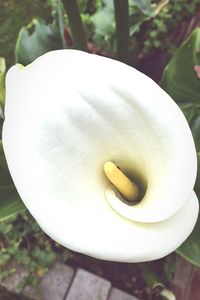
xmin=104 ymin=161 xmax=139 ymax=202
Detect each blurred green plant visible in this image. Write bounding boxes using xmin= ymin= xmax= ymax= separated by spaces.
xmin=141 ymin=0 xmax=200 ymax=54
xmin=0 ymin=211 xmax=69 ymax=289
xmin=89 ymin=0 xmax=160 ymax=55
xmin=0 ymin=0 xmax=51 ymax=67
xmin=15 ymin=0 xmax=171 ymax=66
xmin=161 ymin=28 xmax=200 ymax=267
xmin=1 ymin=0 xmax=200 ymax=66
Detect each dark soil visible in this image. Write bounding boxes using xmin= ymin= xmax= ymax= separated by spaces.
xmin=67 ymin=251 xmax=166 ymax=300
xmin=0 ymin=286 xmax=31 ymax=300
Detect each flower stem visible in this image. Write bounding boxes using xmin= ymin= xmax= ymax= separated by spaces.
xmin=62 ymin=0 xmax=87 ymax=51
xmin=172 ymin=255 xmax=196 ymax=300
xmin=57 ymin=0 xmax=67 ymax=48
xmin=113 ymin=0 xmax=129 ymax=63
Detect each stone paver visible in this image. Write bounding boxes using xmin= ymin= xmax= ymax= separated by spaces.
xmin=66 ymin=268 xmax=111 ymax=300
xmin=39 ymin=263 xmax=75 ymax=300
xmin=1 ymin=262 xmax=142 ymax=300
xmin=108 ymin=287 xmax=140 ymax=300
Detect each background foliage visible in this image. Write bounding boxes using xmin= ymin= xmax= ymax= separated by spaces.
xmin=0 ymin=0 xmax=52 ymax=67
xmin=161 ymin=28 xmax=200 ymax=267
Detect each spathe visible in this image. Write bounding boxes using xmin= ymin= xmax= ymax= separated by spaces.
xmin=2 ymin=50 xmax=198 ymax=262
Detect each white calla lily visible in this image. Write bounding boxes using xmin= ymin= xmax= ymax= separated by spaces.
xmin=3 ymin=50 xmax=199 ymax=262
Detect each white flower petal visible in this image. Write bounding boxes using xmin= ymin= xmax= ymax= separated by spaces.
xmin=3 ymin=50 xmax=198 ymax=262
xmin=34 ymin=191 xmax=199 ymax=262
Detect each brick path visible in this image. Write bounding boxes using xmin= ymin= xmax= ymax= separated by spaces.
xmin=2 ymin=262 xmax=140 ymax=300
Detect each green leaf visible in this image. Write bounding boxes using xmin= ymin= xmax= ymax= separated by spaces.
xmin=192 ymin=114 xmax=200 ymax=200
xmin=129 ymin=0 xmax=155 ymax=17
xmin=0 ymin=141 xmax=25 ymax=221
xmin=91 ymin=1 xmax=114 ymax=37
xmin=177 ymin=149 xmax=200 ymax=266
xmin=195 ymin=152 xmax=200 ymax=200
xmin=0 ymin=115 xmax=3 ymax=133
xmin=192 ymin=115 xmax=200 ymax=152
xmin=139 ymin=263 xmax=160 ymax=287
xmin=129 ymin=1 xmax=169 ymax=36
xmin=175 ymin=117 xmax=200 ymax=266
xmin=15 ymin=18 xmax=63 ymax=66
xmin=129 ymin=13 xmax=150 ymax=36
xmin=177 ymin=191 xmax=200 ymax=267
xmin=0 ymin=57 xmax=6 ymax=108
xmin=161 ymin=28 xmax=200 ymax=104
xmin=90 ymin=1 xmax=115 ymax=51
xmin=178 ymin=103 xmax=200 ymax=124
xmin=176 ymin=112 xmax=200 ymax=266
xmin=160 ymin=28 xmax=200 ymax=266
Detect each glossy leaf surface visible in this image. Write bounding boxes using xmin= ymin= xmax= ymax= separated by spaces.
xmin=161 ymin=28 xmax=200 ymax=266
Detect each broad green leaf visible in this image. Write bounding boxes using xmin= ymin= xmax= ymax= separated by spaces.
xmin=0 ymin=115 xmax=3 ymax=133
xmin=161 ymin=28 xmax=200 ymax=104
xmin=177 ymin=143 xmax=200 ymax=266
xmin=192 ymin=114 xmax=200 ymax=200
xmin=192 ymin=115 xmax=200 ymax=152
xmin=90 ymin=1 xmax=115 ymax=51
xmin=91 ymin=0 xmax=114 ymax=37
xmin=0 ymin=57 xmax=6 ymax=108
xmin=177 ymin=188 xmax=200 ymax=267
xmin=15 ymin=18 xmax=63 ymax=65
xmin=0 ymin=141 xmax=25 ymax=221
xmin=178 ymin=103 xmax=200 ymax=124
xmin=161 ymin=28 xmax=200 ymax=266
xmin=176 ymin=113 xmax=200 ymax=266
xmin=195 ymin=152 xmax=200 ymax=200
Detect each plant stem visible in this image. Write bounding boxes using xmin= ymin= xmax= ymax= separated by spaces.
xmin=57 ymin=0 xmax=67 ymax=48
xmin=113 ymin=0 xmax=129 ymax=63
xmin=62 ymin=0 xmax=87 ymax=51
xmin=172 ymin=255 xmax=196 ymax=300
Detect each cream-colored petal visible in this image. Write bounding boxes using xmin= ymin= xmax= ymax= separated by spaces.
xmin=3 ymin=50 xmax=198 ymax=262
xmin=34 ymin=191 xmax=199 ymax=262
